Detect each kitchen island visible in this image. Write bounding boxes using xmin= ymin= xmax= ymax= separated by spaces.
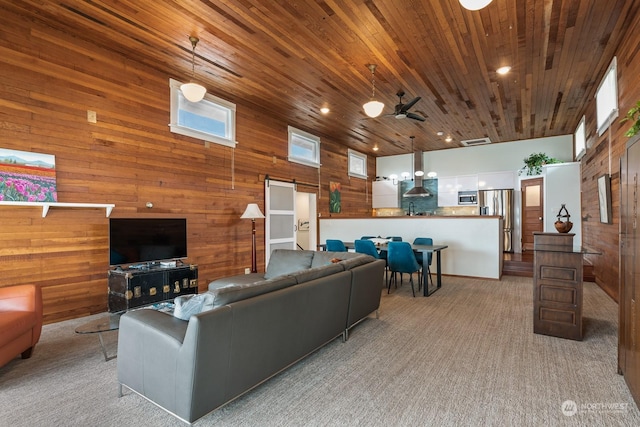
xmin=319 ymin=216 xmax=503 ymax=279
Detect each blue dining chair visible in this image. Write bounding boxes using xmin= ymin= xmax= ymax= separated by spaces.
xmin=354 ymin=239 xmax=387 ymax=282
xmin=326 ymin=239 xmax=347 ymax=252
xmin=386 ymin=241 xmax=422 ymax=297
xmin=360 ymin=235 xmax=376 ymax=240
xmin=413 ymin=237 xmax=434 ymax=290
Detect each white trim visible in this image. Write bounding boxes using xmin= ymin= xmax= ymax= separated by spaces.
xmin=574 ymin=115 xmax=586 ymax=161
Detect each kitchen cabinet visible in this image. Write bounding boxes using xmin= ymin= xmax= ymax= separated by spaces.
xmin=437 ymin=177 xmax=458 ymax=206
xmin=477 ymin=171 xmax=515 ymax=190
xmin=372 ymin=180 xmax=399 ymax=208
xmin=437 ymin=175 xmax=478 ymax=206
xmin=456 ymin=174 xmax=478 ymax=191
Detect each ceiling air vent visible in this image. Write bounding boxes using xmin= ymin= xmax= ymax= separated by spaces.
xmin=461 ymin=137 xmax=492 ymax=147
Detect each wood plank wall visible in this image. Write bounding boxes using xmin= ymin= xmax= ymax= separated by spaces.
xmin=0 ymin=7 xmax=373 ymax=324
xmin=580 ymin=10 xmax=640 ymax=301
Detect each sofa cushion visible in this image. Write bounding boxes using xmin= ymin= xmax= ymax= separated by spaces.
xmin=210 ymin=275 xmax=297 ymax=307
xmin=311 ymin=251 xmax=372 ymax=269
xmin=208 ymin=273 xmax=265 ymax=291
xmin=288 ymin=263 xmax=344 ymax=284
xmin=339 ymin=255 xmax=375 ymax=270
xmin=264 ymin=250 xmax=314 ymax=279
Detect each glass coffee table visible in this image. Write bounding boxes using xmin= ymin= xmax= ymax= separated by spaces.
xmin=75 ymin=312 xmax=124 ymax=361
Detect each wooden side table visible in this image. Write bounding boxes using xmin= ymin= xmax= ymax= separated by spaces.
xmin=532 ymin=232 xmax=598 ymax=341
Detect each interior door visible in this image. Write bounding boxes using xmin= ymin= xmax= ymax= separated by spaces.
xmin=620 ymin=137 xmax=640 ymax=405
xmin=521 ymin=178 xmax=544 ymax=251
xmin=265 ymin=180 xmax=296 ymax=266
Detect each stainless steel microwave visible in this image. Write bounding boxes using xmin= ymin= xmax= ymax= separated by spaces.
xmin=458 ymin=191 xmax=478 ymax=205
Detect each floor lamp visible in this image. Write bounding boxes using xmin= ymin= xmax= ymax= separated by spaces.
xmin=241 ymin=203 xmax=265 ymax=273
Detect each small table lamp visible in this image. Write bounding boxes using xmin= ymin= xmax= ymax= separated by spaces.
xmin=241 ymin=203 xmax=265 ymax=273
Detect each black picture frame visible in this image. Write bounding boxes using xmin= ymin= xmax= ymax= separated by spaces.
xmin=597 ymin=174 xmax=612 ymax=224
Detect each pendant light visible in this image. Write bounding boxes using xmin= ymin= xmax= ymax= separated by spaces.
xmin=363 ymin=64 xmax=384 ymax=118
xmin=459 ymin=0 xmax=493 ymax=11
xmin=180 ymin=36 xmax=207 ymax=103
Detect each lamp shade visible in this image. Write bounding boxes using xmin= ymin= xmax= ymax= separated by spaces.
xmin=459 ymin=0 xmax=493 ymax=10
xmin=180 ymin=82 xmax=207 ymax=103
xmin=241 ymin=203 xmax=265 ymax=219
xmin=363 ymin=100 xmax=385 ymax=118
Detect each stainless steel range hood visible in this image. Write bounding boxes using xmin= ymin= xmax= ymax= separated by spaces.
xmin=403 ymin=151 xmax=432 ymax=198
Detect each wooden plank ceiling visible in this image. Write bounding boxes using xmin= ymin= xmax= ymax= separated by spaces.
xmin=9 ymin=0 xmax=637 ymax=156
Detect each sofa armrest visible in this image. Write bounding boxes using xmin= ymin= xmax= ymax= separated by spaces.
xmin=0 ymin=285 xmax=43 ymax=344
xmin=117 ymin=306 xmax=235 ymax=422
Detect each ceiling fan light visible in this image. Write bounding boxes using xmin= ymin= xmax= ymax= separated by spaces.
xmin=395 ymin=113 xmax=407 ymax=119
xmin=180 ymin=82 xmax=207 ymax=102
xmin=363 ymin=100 xmax=384 ymax=118
xmin=459 ymin=0 xmax=493 ymax=11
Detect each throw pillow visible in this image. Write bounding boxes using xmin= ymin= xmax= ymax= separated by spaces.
xmin=173 ymin=292 xmax=215 ymax=320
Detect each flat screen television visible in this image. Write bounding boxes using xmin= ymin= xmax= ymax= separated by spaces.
xmin=109 ymin=218 xmax=187 ymax=266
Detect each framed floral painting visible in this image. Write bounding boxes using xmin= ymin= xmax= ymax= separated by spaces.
xmin=0 ymin=148 xmax=58 ymax=202
xmin=329 ymin=181 xmax=341 ymax=213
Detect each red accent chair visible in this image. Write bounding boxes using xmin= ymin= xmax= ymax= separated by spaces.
xmin=0 ymin=285 xmax=43 ymax=368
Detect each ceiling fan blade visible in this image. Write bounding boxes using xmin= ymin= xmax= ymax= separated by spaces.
xmin=406 ymin=112 xmax=425 ymax=122
xmin=400 ymin=96 xmax=421 ymax=113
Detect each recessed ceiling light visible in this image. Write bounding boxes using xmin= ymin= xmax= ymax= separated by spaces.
xmin=436 ymin=131 xmax=444 ymax=136
xmin=445 ymin=136 xmax=453 ymax=142
xmin=320 ymin=107 xmax=330 ymax=114
xmin=496 ymin=66 xmax=511 ymax=75
xmin=373 ymin=145 xmax=379 ymax=151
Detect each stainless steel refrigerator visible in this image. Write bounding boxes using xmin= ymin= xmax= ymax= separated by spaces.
xmin=478 ymin=189 xmax=514 ymax=252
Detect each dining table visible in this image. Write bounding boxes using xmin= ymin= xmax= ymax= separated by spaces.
xmin=319 ymin=241 xmax=448 ymax=296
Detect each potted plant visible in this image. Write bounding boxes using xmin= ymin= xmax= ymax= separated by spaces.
xmin=520 ymin=152 xmax=560 ymax=176
xmin=621 ymin=101 xmax=640 ymax=137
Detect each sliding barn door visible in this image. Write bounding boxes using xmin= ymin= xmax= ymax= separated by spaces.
xmin=265 ymin=180 xmax=296 ymax=266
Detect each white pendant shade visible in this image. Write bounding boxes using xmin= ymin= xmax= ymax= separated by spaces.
xmin=414 ymin=170 xmax=424 ymax=177
xmin=459 ymin=0 xmax=493 ymax=11
xmin=241 ymin=203 xmax=265 ymax=219
xmin=363 ymin=100 xmax=385 ymax=118
xmin=180 ymin=82 xmax=207 ymax=103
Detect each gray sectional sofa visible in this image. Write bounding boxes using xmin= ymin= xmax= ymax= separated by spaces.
xmin=116 ymin=249 xmax=385 ymax=424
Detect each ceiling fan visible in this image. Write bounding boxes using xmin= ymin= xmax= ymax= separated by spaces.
xmin=387 ymin=90 xmax=425 ymax=121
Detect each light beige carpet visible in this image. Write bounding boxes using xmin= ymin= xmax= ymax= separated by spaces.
xmin=1 ymin=275 xmax=638 ymax=426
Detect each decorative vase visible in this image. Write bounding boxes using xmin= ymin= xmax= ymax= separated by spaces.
xmin=554 ymin=204 xmax=573 ymax=233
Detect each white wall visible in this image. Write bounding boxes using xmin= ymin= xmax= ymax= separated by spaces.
xmin=377 ymin=135 xmax=573 ymax=178
xmin=543 ymin=162 xmax=582 ymax=247
xmin=320 ymin=217 xmax=504 ymax=279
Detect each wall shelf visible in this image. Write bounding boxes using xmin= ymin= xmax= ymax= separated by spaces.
xmin=0 ymin=201 xmax=115 ymax=217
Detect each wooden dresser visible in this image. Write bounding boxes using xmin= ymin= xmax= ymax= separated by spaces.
xmin=532 ymin=232 xmax=584 ymax=340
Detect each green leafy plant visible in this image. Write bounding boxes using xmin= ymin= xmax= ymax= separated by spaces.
xmin=621 ymin=101 xmax=640 ymax=137
xmin=520 ymin=152 xmax=560 ymax=176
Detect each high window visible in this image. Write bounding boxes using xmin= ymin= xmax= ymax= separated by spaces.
xmin=169 ymin=78 xmax=237 ymax=147
xmin=348 ymin=149 xmax=367 ymax=179
xmin=288 ymin=126 xmax=320 ymax=167
xmin=595 ymin=57 xmax=618 ymax=136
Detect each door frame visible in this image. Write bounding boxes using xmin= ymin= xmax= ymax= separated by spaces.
xmin=520 ymin=177 xmax=544 ymax=252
